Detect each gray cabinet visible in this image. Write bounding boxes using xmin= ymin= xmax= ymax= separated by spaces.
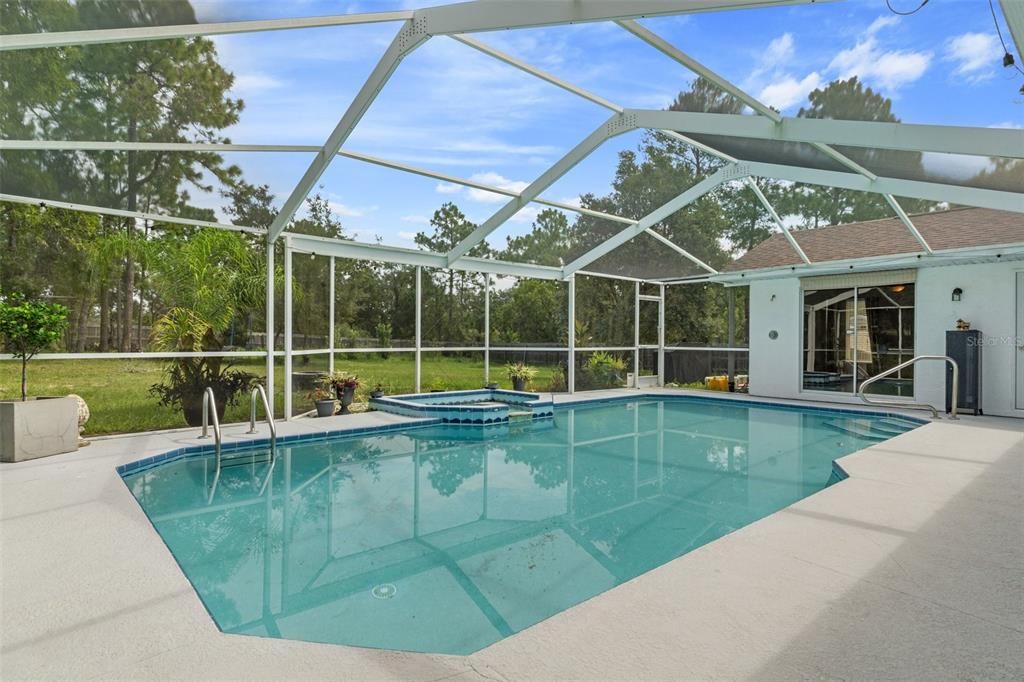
xmin=946 ymin=330 xmax=982 ymax=415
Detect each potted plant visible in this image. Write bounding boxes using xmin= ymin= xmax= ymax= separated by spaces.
xmin=0 ymin=294 xmax=79 ymax=462
xmin=505 ymin=362 xmax=537 ymax=392
xmin=484 ymin=381 xmax=499 ymax=390
xmin=370 ymin=383 xmax=385 ymax=399
xmin=308 ymin=387 xmax=337 ymax=417
xmin=323 ymin=372 xmax=360 ymax=414
xmin=148 ymin=308 xmax=258 ymax=426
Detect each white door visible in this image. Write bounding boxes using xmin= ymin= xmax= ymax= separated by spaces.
xmin=1017 ymin=272 xmax=1024 ymax=410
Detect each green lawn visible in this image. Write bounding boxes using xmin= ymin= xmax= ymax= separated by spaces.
xmin=0 ymin=355 xmax=560 ymax=436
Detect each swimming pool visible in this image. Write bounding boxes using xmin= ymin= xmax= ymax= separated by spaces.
xmin=121 ymin=396 xmax=922 ymax=655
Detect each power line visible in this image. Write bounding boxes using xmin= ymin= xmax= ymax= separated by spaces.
xmin=989 ymin=0 xmax=1024 ymax=76
xmin=885 ymin=0 xmax=929 ymax=17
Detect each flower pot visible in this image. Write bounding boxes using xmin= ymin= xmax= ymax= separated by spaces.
xmin=512 ymin=377 xmax=526 ymax=392
xmin=484 ymin=382 xmax=498 ymax=390
xmin=339 ymin=385 xmax=355 ymax=414
xmin=0 ymin=397 xmax=79 ymax=462
xmin=315 ymin=399 xmax=337 ymax=417
xmin=182 ymin=393 xmax=227 ymax=428
xmin=370 ymin=390 xmax=384 ymax=399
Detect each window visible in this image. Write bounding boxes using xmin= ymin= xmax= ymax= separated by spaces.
xmin=802 ymin=281 xmax=915 ymax=396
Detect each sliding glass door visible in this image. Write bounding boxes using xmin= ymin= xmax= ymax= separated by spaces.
xmin=802 ymin=282 xmax=915 ymax=396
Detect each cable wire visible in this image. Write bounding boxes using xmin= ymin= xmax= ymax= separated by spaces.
xmin=885 ymin=0 xmax=929 ymax=16
xmin=989 ymin=0 xmax=1024 ymax=76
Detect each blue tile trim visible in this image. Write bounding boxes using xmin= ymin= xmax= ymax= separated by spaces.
xmin=116 ymin=418 xmax=443 ymax=477
xmin=556 ymin=392 xmax=930 ymax=425
xmin=370 ymin=388 xmax=554 ymax=424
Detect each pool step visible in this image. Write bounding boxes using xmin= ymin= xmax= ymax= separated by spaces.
xmin=508 ymin=410 xmax=532 ymax=421
xmin=823 ymin=418 xmax=916 ymax=441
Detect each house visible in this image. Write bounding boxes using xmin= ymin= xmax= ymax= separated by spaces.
xmin=716 ymin=207 xmax=1024 ymax=418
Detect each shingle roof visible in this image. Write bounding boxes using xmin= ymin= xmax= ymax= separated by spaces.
xmin=724 ymin=207 xmax=1024 ymax=273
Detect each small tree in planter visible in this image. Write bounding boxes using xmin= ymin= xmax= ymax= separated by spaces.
xmin=505 ymin=362 xmax=537 ymax=392
xmin=0 ymin=294 xmax=68 ymax=401
xmin=0 ymin=294 xmax=79 ymax=462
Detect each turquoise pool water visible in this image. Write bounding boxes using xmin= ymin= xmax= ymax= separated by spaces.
xmin=123 ymin=397 xmax=920 ymax=655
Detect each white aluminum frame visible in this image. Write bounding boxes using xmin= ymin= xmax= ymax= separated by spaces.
xmin=3 ymin=0 xmax=1022 ymax=418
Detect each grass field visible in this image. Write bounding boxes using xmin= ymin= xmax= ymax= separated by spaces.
xmin=0 ymin=355 xmax=561 ymax=435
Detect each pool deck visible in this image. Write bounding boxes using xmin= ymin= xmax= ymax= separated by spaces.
xmin=1 ymin=389 xmax=1021 ymax=681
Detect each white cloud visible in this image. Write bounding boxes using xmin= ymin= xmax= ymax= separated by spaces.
xmin=945 ymin=33 xmax=1000 ymax=83
xmin=400 ymin=214 xmax=430 ymax=224
xmin=435 ymin=182 xmax=462 ymax=194
xmin=865 ymin=15 xmax=900 ymax=36
xmin=828 ymin=17 xmax=931 ymax=91
xmin=758 ymin=72 xmax=822 ymax=111
xmin=990 ymin=121 xmax=1023 ymax=129
xmin=764 ymin=33 xmax=795 ymax=70
xmin=467 ymin=172 xmax=528 ymax=203
xmin=326 ymin=201 xmax=375 ymax=218
xmin=398 ymin=231 xmax=418 ymax=241
xmin=230 ymin=72 xmax=283 ymax=95
xmin=510 ymin=206 xmax=540 ymax=224
xmin=558 ymin=196 xmax=583 ymax=209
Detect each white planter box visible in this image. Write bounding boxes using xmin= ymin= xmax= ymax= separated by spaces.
xmin=0 ymin=397 xmax=79 ymax=463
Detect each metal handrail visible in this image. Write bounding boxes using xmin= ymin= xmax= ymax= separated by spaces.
xmin=198 ymin=386 xmax=223 ymax=469
xmin=858 ymin=354 xmax=959 ymax=420
xmin=246 ymin=384 xmax=277 ymax=461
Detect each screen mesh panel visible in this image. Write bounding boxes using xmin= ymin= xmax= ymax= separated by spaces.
xmin=583 ymin=230 xmax=708 ymax=280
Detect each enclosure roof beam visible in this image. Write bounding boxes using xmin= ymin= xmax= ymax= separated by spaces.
xmin=884 ymin=194 xmax=933 ymax=254
xmin=743 ymin=161 xmax=1024 ymax=213
xmin=0 ymin=192 xmax=263 ymax=235
xmin=0 ymin=10 xmax=413 ymax=51
xmin=617 ymin=20 xmax=880 ymax=178
xmin=451 ymin=34 xmax=741 ymax=168
xmin=1000 ymin=0 xmax=1024 ymax=59
xmin=0 ymin=138 xmax=637 ymax=226
xmin=744 ymin=178 xmax=811 ymax=264
xmin=644 ymin=228 xmax=719 ymax=274
xmin=446 ymin=112 xmax=626 ymax=265
xmin=286 ymin=232 xmax=566 ymax=280
xmin=562 ymin=164 xmax=741 ymax=277
xmin=632 ymin=110 xmax=1024 ymax=159
xmin=267 ymin=20 xmax=427 ymax=242
xmin=0 ymin=0 xmax=822 ymax=51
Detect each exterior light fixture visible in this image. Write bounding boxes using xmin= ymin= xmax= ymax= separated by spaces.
xmin=952 ymin=287 xmax=963 ymax=302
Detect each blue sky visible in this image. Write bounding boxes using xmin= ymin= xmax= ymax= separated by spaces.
xmin=185 ymin=0 xmax=1023 ymax=248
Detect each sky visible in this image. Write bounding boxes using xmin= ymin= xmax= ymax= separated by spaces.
xmin=179 ymin=0 xmax=1024 ymax=249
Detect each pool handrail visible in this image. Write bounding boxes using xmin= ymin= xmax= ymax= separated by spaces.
xmin=246 ymin=384 xmax=277 ymax=462
xmin=858 ymin=354 xmax=958 ymax=420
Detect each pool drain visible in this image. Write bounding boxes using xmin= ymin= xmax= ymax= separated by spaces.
xmin=371 ymin=583 xmax=397 ymax=600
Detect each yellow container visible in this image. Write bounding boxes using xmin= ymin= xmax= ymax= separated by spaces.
xmin=705 ymin=375 xmax=728 ymax=391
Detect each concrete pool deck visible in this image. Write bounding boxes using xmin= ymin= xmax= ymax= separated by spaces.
xmin=1 ymin=389 xmax=1021 ymax=681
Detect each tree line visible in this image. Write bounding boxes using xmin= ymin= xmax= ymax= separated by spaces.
xmin=1 ymin=0 xmax=937 ymax=356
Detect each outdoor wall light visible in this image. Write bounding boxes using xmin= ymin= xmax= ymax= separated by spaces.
xmin=952 ymin=287 xmax=963 ymax=302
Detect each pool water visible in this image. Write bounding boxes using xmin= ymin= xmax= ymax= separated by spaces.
xmin=123 ymin=398 xmax=920 ymax=655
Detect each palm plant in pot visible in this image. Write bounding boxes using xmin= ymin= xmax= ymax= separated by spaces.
xmin=323 ymin=372 xmax=360 ymax=414
xmin=505 ymin=362 xmax=537 ymax=392
xmin=149 ymin=309 xmax=257 ymax=426
xmin=148 ymin=231 xmax=270 ymax=426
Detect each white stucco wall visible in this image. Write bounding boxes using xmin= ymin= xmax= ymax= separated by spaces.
xmin=746 ymin=261 xmax=1024 ymax=418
